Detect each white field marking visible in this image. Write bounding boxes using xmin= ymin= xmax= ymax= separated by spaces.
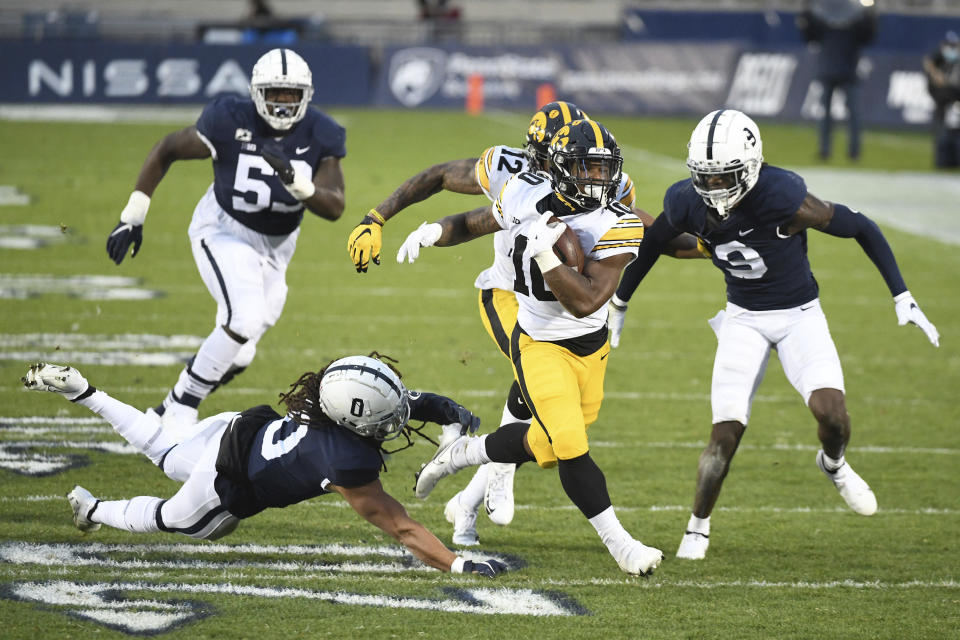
xmin=0 ymin=105 xmax=202 ymax=123
xmin=0 ymin=334 xmax=204 ymax=349
xmin=0 ymin=274 xmax=162 ymax=300
xmin=0 ymin=542 xmax=514 ymax=576
xmin=539 ymin=578 xmax=960 ymax=589
xmin=2 ymin=495 xmax=956 ymax=516
xmin=1 ymin=351 xmax=191 ymax=366
xmin=590 ymin=440 xmax=959 ymax=456
xmin=0 ymin=441 xmax=137 ymax=455
xmin=4 ymin=580 xmax=583 ymax=618
xmin=784 ymin=167 xmax=960 ymax=245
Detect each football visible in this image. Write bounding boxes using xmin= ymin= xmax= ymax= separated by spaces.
xmin=548 ymin=216 xmax=585 ymax=272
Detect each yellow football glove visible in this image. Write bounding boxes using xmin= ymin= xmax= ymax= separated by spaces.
xmin=347 ymin=210 xmax=385 ymax=273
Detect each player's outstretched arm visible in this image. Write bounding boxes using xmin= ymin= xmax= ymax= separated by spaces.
xmin=347 ymin=159 xmax=481 ymax=272
xmin=333 ymin=480 xmax=506 ymax=577
xmin=788 ymin=193 xmax=939 ymax=347
xmin=632 ymin=209 xmax=704 ymax=259
xmin=303 ymin=156 xmax=345 ymax=221
xmin=107 ymin=126 xmax=211 ymax=265
xmin=396 ymin=205 xmax=499 ymax=264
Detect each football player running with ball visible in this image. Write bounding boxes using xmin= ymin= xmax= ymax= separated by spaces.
xmin=348 ymin=102 xmax=697 ymax=547
xmin=22 ymin=357 xmax=506 ymax=578
xmin=609 ymin=109 xmax=939 ymax=560
xmin=106 ymin=49 xmax=346 ymax=434
xmin=408 ymin=119 xmax=664 ymax=576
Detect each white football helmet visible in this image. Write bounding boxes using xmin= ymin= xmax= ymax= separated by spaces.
xmin=318 ymin=356 xmax=410 ymax=441
xmin=250 ymin=48 xmax=314 ymax=131
xmin=686 ymin=109 xmax=763 ymax=218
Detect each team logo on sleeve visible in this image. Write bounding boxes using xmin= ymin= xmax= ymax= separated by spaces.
xmin=234 ymin=128 xmax=252 ymax=142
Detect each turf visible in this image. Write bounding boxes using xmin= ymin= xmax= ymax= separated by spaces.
xmin=0 ymin=109 xmax=957 ymax=639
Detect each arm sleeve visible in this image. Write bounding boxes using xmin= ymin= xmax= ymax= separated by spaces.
xmin=408 ymin=392 xmax=477 ymax=427
xmin=614 ymin=213 xmax=680 ymax=303
xmin=821 ymin=203 xmax=907 ymax=297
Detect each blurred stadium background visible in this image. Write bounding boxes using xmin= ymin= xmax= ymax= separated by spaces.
xmin=2 ymin=2 xmax=959 ymax=639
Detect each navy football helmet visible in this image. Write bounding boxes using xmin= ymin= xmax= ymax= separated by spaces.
xmin=524 ymin=101 xmax=589 ymax=171
xmin=548 ymin=119 xmax=623 ymax=210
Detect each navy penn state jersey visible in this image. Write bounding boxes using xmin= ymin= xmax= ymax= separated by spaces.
xmin=195 ymin=96 xmax=346 ymax=236
xmin=664 ymin=165 xmax=817 ymax=310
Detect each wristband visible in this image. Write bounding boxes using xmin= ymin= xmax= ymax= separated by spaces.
xmin=368 ymin=209 xmax=386 ymax=225
xmin=533 ymin=250 xmax=562 ymax=273
xmin=120 ymin=190 xmax=151 ymax=225
xmin=610 ymin=293 xmax=628 ymax=310
xmin=893 ymin=290 xmax=913 ymax=303
xmin=450 ymin=556 xmax=466 ymax=574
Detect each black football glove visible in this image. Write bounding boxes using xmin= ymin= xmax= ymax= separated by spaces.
xmin=463 ymin=559 xmax=507 ymax=578
xmin=106 ymin=221 xmax=143 ymax=265
xmin=408 ymin=392 xmax=481 ymax=434
xmin=261 ymin=141 xmax=296 ymax=184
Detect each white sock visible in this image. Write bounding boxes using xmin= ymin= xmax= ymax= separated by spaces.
xmin=173 ymin=326 xmax=245 ymax=403
xmin=451 ymin=435 xmax=492 ymax=469
xmin=588 ymin=505 xmax=631 ymax=551
xmin=686 ymin=514 xmax=710 ymax=536
xmin=92 ymin=497 xmax=162 ymax=534
xmin=459 ymin=464 xmax=489 ymax=510
xmin=76 ymin=391 xmax=176 ymax=465
xmin=821 ymin=451 xmax=846 ymax=472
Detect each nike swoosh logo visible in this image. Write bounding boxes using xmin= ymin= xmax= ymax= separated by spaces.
xmin=739 ymin=228 xmax=754 ymax=236
xmin=776 ymin=226 xmax=791 ymax=239
xmin=600 ymin=353 xmax=608 ymax=360
xmin=296 ymin=146 xmax=310 ymax=154
xmin=800 ymin=304 xmax=815 ymax=311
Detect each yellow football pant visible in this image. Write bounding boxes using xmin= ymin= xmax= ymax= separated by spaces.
xmin=478 ymin=288 xmax=518 ymax=359
xmin=509 ymin=326 xmax=610 ymax=468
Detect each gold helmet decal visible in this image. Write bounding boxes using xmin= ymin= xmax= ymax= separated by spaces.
xmin=528 ymin=111 xmax=548 ymax=144
xmin=551 ymin=124 xmax=571 ymax=151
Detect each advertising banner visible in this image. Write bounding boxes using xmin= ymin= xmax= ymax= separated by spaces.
xmin=0 ymin=42 xmax=372 ymax=105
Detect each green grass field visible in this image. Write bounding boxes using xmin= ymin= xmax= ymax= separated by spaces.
xmin=1 ymin=109 xmax=957 ymax=639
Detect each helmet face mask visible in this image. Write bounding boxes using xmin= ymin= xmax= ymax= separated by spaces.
xmin=548 ymin=119 xmax=622 ymax=210
xmin=524 ymin=101 xmax=589 ymax=171
xmin=317 ymin=356 xmax=410 ymax=441
xmin=250 ymin=48 xmax=314 ymax=131
xmin=686 ymin=109 xmax=763 ymax=218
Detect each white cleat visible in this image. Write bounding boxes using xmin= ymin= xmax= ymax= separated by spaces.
xmin=817 ymin=451 xmax=877 ymax=516
xmin=616 ymin=539 xmax=664 ymax=576
xmin=66 ymin=485 xmax=101 ymax=533
xmin=414 ymin=425 xmax=469 ymax=500
xmin=444 ymin=491 xmax=479 ymax=546
xmin=676 ymin=531 xmax=709 ymax=560
xmin=22 ymin=363 xmax=89 ymax=400
xmin=484 ymin=462 xmax=516 ymax=526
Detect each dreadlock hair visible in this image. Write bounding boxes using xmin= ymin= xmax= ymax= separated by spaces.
xmin=278 ymin=351 xmax=403 ymax=429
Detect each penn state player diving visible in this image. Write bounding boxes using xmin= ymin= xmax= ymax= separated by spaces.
xmin=22 ymin=358 xmax=507 ymax=578
xmin=106 ymin=48 xmax=346 ymax=433
xmin=609 ymin=109 xmax=940 ymax=560
xmin=407 ymin=119 xmax=664 ymax=576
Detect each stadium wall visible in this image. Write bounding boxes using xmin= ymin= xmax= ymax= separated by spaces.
xmin=0 ymin=39 xmax=938 ymax=129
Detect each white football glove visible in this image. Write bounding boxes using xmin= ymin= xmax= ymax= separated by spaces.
xmin=396 ymin=222 xmax=442 ymax=264
xmin=607 ymin=294 xmax=628 ymax=348
xmin=528 ymin=212 xmax=567 ymax=273
xmin=894 ymin=291 xmax=939 ymax=347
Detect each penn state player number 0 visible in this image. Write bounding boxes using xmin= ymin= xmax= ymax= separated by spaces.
xmin=232 ymin=153 xmax=312 ymax=213
xmin=713 ymin=240 xmax=768 ymax=280
xmin=350 ymin=398 xmax=364 ymax=417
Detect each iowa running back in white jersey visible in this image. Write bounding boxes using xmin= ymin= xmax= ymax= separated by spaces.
xmin=408 ymin=119 xmax=664 ymax=577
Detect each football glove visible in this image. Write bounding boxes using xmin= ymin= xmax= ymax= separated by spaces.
xmin=106 ymin=190 xmax=149 ymax=265
xmin=607 ymin=295 xmax=628 ymax=348
xmin=261 ymin=141 xmax=316 ymax=201
xmin=528 ymin=212 xmax=566 ymax=273
xmin=454 ymin=558 xmax=507 ymax=578
xmin=396 ymin=222 xmax=442 ymax=264
xmin=348 ymin=212 xmax=384 ymax=273
xmin=894 ymin=291 xmax=939 ymax=347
